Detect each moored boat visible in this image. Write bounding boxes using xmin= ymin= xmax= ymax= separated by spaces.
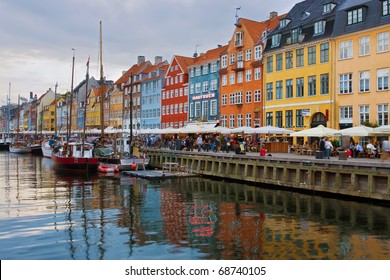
xmin=9 ymin=141 xmax=31 ymax=154
xmin=29 ymin=142 xmax=43 ymax=156
xmin=98 ymin=163 xmax=119 ymax=173
xmin=51 ymin=142 xmax=99 ymax=173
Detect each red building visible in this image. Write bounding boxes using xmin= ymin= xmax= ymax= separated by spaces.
xmin=161 ymin=55 xmax=194 ymax=128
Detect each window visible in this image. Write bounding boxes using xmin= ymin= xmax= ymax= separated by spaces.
xmin=229 ymin=53 xmax=235 ymax=65
xmin=237 ymin=71 xmax=243 ymax=83
xmin=271 ymin=34 xmax=281 ymax=47
xmin=237 ymin=51 xmax=243 ymax=62
xmin=210 ymin=61 xmax=217 ymax=73
xmin=254 ymin=45 xmax=263 ymax=60
xmin=229 ymin=73 xmax=235 ymax=85
xmin=286 ymin=79 xmax=293 ymax=98
xmin=202 ymin=81 xmax=209 ymax=92
xmin=323 ymin=3 xmax=336 ymax=14
xmin=221 ymin=115 xmax=227 ymax=127
xmin=210 ymin=79 xmax=218 ymax=91
xmin=383 ymin=0 xmax=390 ymax=16
xmin=276 ymin=53 xmax=283 ymax=71
xmin=266 ymin=112 xmax=273 ymax=126
xmin=339 ymin=73 xmax=353 ymax=94
xmin=340 ymin=106 xmax=353 ymax=122
xmin=229 ymin=115 xmax=235 ymax=128
xmin=296 ymin=77 xmax=304 ymax=97
xmin=359 ymin=36 xmax=370 ymax=56
xmin=245 ymin=113 xmax=252 ymax=127
xmin=266 ymin=83 xmax=273 ymax=101
xmin=245 ymin=70 xmax=252 ymax=82
xmin=210 ymin=100 xmax=217 ymax=116
xmin=359 ymin=105 xmax=370 ymax=124
xmin=245 ymin=49 xmax=252 ymax=61
xmin=377 ymin=104 xmax=389 ymax=125
xmin=202 ymin=101 xmax=208 ymax=118
xmin=246 ymin=91 xmax=252 ymax=103
xmin=266 ymin=56 xmax=273 ymax=73
xmin=276 ymin=81 xmax=283 ymax=99
xmin=254 ymin=90 xmax=261 ymax=102
xmin=254 ymin=68 xmax=261 ymax=80
xmin=377 ymin=32 xmax=389 ymax=53
xmin=339 ymin=40 xmax=353 ymax=59
xmin=320 ymin=74 xmax=329 ymax=95
xmin=195 ymin=66 xmax=201 ymax=76
xmin=359 ymin=71 xmax=370 ymax=92
xmin=320 ymin=43 xmax=329 ymax=63
xmin=314 ymin=21 xmax=326 ymax=35
xmin=237 ymin=114 xmax=243 ymax=127
xmin=221 ymin=55 xmax=227 ymax=68
xmin=308 ymin=46 xmax=316 ymax=65
xmin=195 ymin=102 xmax=201 ymax=117
xmin=308 ymin=75 xmax=316 ymax=96
xmin=286 ymin=51 xmax=293 ymax=69
xmin=291 ymin=28 xmax=300 ymax=44
xmin=377 ymin=68 xmax=389 ymax=90
xmin=296 ymin=110 xmax=304 ymax=127
xmin=235 ymin=31 xmax=243 ymax=47
xmin=276 ymin=111 xmax=283 ymax=127
xmin=348 ymin=8 xmax=363 ymax=25
xmin=222 ymin=94 xmax=227 ymax=106
xmin=296 ymin=48 xmax=304 ymax=67
xmin=285 ymin=110 xmax=293 ymax=128
xmin=222 ymin=75 xmax=227 ymax=86
xmin=279 ymin=18 xmax=290 ymax=28
xmin=202 ymin=65 xmax=209 ymax=75
xmin=195 ymin=83 xmax=201 ymax=93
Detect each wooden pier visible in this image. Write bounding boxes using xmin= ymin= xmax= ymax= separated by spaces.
xmin=146 ymin=149 xmax=390 ymax=202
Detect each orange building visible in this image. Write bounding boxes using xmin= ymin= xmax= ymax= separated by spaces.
xmin=219 ymin=13 xmax=283 ymax=128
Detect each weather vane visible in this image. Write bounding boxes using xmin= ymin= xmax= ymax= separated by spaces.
xmin=235 ymin=7 xmax=241 ymax=24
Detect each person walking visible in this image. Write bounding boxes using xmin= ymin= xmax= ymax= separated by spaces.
xmin=324 ymin=137 xmax=333 ymax=159
xmin=196 ymin=135 xmax=203 ymax=152
xmin=319 ymin=136 xmax=326 ymax=158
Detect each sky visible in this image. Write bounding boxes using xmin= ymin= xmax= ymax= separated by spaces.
xmin=0 ymin=0 xmax=301 ymax=103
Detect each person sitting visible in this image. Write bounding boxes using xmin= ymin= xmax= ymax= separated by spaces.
xmin=260 ymin=145 xmax=267 ymax=157
xmin=366 ymin=142 xmax=377 ymax=158
xmin=355 ymin=143 xmax=363 ymax=158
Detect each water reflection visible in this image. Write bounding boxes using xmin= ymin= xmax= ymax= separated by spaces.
xmin=1 ymin=152 xmax=390 ymax=260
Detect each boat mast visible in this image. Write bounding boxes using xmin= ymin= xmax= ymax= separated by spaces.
xmin=129 ymin=73 xmax=133 ymax=155
xmin=82 ymin=57 xmax=90 ymax=156
xmin=7 ymin=83 xmax=10 ymax=137
xmin=99 ymin=20 xmax=105 ymax=139
xmin=54 ymin=82 xmax=58 ymax=135
xmin=67 ymin=48 xmax=75 ymax=141
xmin=16 ymin=94 xmax=20 ymax=140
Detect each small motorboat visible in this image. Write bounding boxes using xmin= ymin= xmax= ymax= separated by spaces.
xmin=98 ymin=163 xmax=119 ymax=173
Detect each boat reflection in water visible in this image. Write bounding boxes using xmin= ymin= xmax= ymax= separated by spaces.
xmin=1 ymin=152 xmax=390 ymax=260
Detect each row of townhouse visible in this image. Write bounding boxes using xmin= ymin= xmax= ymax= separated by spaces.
xmin=1 ymin=0 xmax=389 ymax=138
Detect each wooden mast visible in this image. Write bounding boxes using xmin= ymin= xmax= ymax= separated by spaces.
xmin=82 ymin=57 xmax=90 ymax=156
xmin=67 ymin=49 xmax=75 ymax=141
xmin=54 ymin=82 xmax=58 ymax=135
xmin=99 ymin=20 xmax=105 ymax=139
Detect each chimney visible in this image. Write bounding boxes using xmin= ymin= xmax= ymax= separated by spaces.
xmin=154 ymin=56 xmax=162 ymax=65
xmin=137 ymin=55 xmax=145 ymax=65
xmin=270 ymin=11 xmax=278 ymax=20
xmin=30 ymin=92 xmax=33 ymax=99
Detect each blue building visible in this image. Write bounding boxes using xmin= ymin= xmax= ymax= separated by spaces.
xmin=141 ymin=58 xmax=169 ymax=129
xmin=188 ymin=45 xmax=227 ymax=124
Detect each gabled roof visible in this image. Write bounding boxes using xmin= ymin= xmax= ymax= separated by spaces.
xmin=142 ymin=61 xmax=169 ymax=82
xmin=170 ymin=55 xmax=194 ymax=74
xmin=192 ymin=45 xmax=228 ymax=67
xmin=114 ymin=60 xmax=152 ymax=86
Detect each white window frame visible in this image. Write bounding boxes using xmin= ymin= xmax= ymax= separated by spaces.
xmin=339 ymin=40 xmax=353 ymax=60
xmin=377 ymin=68 xmax=389 ymax=91
xmin=359 ymin=36 xmax=370 ymax=56
xmin=359 ymin=71 xmax=370 ymax=93
xmin=377 ymin=32 xmax=389 ymax=53
xmin=339 ymin=73 xmax=353 ymax=94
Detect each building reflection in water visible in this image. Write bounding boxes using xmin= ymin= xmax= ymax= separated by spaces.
xmin=1 ymin=153 xmax=390 ymax=260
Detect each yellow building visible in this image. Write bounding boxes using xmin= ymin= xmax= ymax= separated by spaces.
xmin=333 ymin=0 xmax=390 ymax=133
xmin=263 ymin=1 xmax=340 ymax=140
xmin=86 ymin=87 xmax=101 ymax=130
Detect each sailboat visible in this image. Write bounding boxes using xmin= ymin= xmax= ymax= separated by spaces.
xmin=9 ymin=94 xmax=30 ymax=154
xmin=51 ymin=51 xmax=99 ymax=173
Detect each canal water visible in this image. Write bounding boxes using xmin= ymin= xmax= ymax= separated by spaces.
xmin=1 ymin=151 xmax=390 ymax=260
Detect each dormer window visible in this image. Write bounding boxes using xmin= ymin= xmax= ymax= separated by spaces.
xmin=314 ymin=21 xmax=326 ymax=35
xmin=383 ymin=0 xmax=390 ymax=16
xmin=291 ymin=28 xmax=300 ymax=44
xmin=271 ymin=34 xmax=281 ymax=47
xmin=301 ymin=11 xmax=311 ymax=20
xmin=347 ymin=7 xmax=364 ymax=25
xmin=323 ymin=2 xmax=336 ymax=14
xmin=235 ymin=31 xmax=243 ymax=47
xmin=279 ymin=18 xmax=291 ymax=28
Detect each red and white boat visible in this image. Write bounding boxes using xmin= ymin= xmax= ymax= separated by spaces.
xmin=98 ymin=163 xmax=119 ymax=173
xmin=51 ymin=142 xmax=99 ymax=173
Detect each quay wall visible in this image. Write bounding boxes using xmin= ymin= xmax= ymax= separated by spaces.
xmin=147 ymin=150 xmax=390 ymax=202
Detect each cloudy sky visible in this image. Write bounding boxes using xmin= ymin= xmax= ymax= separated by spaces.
xmin=0 ymin=0 xmax=301 ymax=103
